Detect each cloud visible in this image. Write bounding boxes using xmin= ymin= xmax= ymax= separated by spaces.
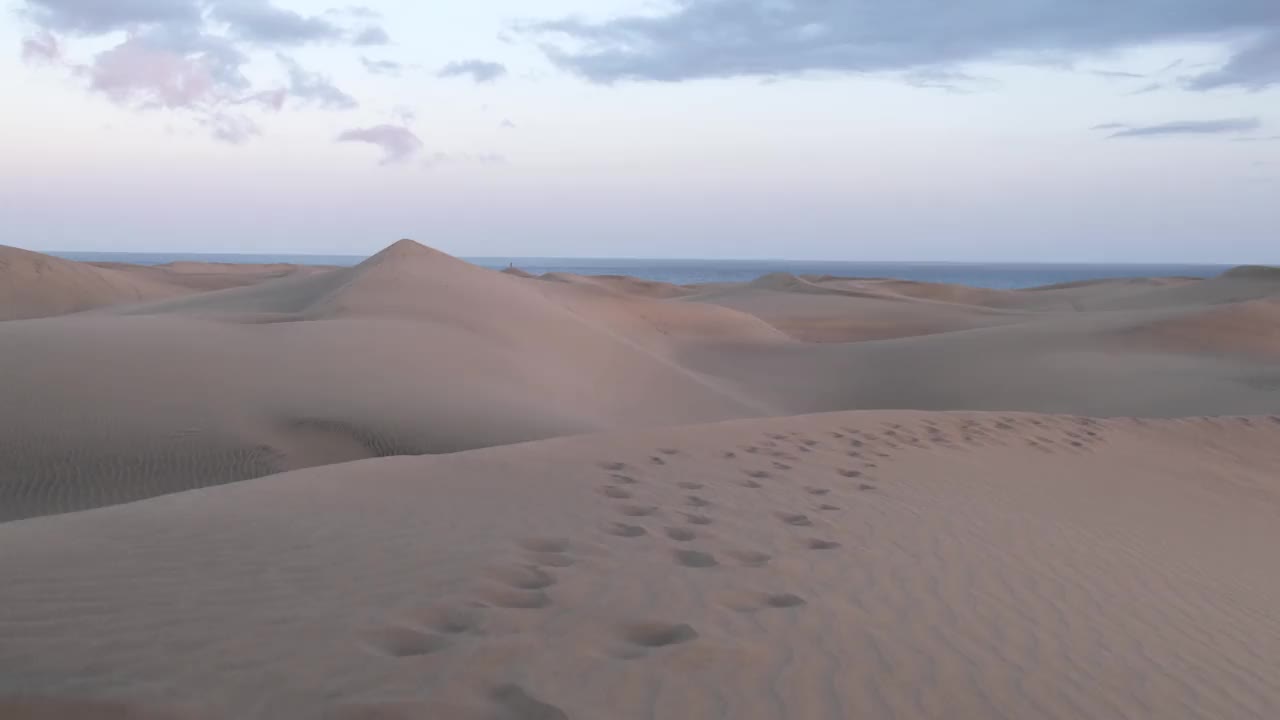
xmin=524 ymin=0 xmax=1280 ymax=88
xmin=438 ymin=59 xmax=508 ymax=83
xmin=84 ymin=36 xmax=222 ymax=109
xmin=1090 ymin=123 xmax=1129 ymax=130
xmin=1098 ymin=117 xmax=1261 ymax=138
xmin=361 ymin=56 xmax=403 ymax=76
xmin=392 ymin=105 xmax=416 ymax=125
xmin=352 ymin=26 xmax=390 ymax=46
xmin=201 ymin=112 xmax=260 ymax=144
xmin=1232 ymin=135 xmax=1280 ymax=142
xmin=1183 ymin=31 xmax=1280 ymax=91
xmin=337 ymin=125 xmax=424 ymax=164
xmin=500 ymin=118 xmax=517 ymax=129
xmin=21 ymin=31 xmax=61 ymax=64
xmin=1092 ymin=69 xmax=1146 ymax=80
xmin=278 ymin=54 xmax=357 ymax=109
xmin=208 ymin=0 xmax=343 ymax=45
xmin=16 ymin=0 xmax=380 ymax=143
xmin=22 ymin=0 xmax=203 ymax=34
xmin=1128 ymin=82 xmax=1163 ymax=95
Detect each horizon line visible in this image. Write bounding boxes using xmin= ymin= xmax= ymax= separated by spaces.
xmin=42 ymin=249 xmax=1247 ymax=267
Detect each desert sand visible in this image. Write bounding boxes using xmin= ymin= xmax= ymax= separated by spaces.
xmin=2 ymin=240 xmax=1280 ymax=718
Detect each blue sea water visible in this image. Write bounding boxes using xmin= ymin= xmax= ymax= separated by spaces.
xmin=53 ymin=251 xmax=1231 ymax=290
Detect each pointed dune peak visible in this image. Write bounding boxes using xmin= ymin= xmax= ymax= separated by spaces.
xmin=358 ymin=238 xmax=458 ymax=268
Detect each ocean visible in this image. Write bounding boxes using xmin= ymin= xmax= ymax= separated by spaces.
xmin=53 ymin=252 xmax=1231 ymax=290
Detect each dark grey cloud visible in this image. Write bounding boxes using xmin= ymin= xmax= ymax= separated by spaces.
xmin=438 ymin=59 xmax=508 ymax=83
xmin=337 ymin=125 xmax=424 ymax=164
xmin=1097 ymin=117 xmax=1261 ymax=138
xmin=361 ymin=56 xmax=403 ymax=76
xmin=524 ymin=0 xmax=1280 ymax=89
xmin=279 ymin=54 xmax=357 ymax=109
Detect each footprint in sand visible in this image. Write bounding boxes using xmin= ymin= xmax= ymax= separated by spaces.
xmin=722 ymin=592 xmax=807 ymax=613
xmin=610 ymin=473 xmax=639 ymax=485
xmin=678 ymin=481 xmax=704 ymax=490
xmin=363 ymin=626 xmax=452 ymax=658
xmin=683 ymin=513 xmax=714 ymax=526
xmin=739 ymin=479 xmax=763 ymax=489
xmin=777 ymin=512 xmax=813 ymax=527
xmin=772 ymin=461 xmax=792 ymax=470
xmin=745 ymin=469 xmax=771 ymax=480
xmin=725 ymin=549 xmax=772 ymax=567
xmin=601 ymin=486 xmax=633 ymax=500
xmin=621 ymin=622 xmax=698 ymax=649
xmin=599 ymin=462 xmax=628 ymax=472
xmin=723 ymin=451 xmax=737 ymax=459
xmin=519 ymin=538 xmax=575 ymax=568
xmin=658 ymin=448 xmax=680 ymax=456
xmin=606 ymin=522 xmax=648 ymax=538
xmin=806 ymin=539 xmax=841 ymax=550
xmin=491 ymin=684 xmax=569 ymax=720
xmin=489 ymin=565 xmax=557 ymax=591
xmin=805 ymin=487 xmax=831 ymax=496
xmin=411 ymin=605 xmax=485 ymax=636
xmin=685 ymin=495 xmax=712 ymax=508
xmin=837 ymin=469 xmax=863 ymax=478
xmin=619 ymin=504 xmax=660 ymax=518
xmin=672 ymin=549 xmax=718 ymax=568
xmin=665 ymin=527 xmax=696 ymax=542
xmin=650 ymin=456 xmax=667 ymax=466
xmin=765 ymin=593 xmax=807 ymax=609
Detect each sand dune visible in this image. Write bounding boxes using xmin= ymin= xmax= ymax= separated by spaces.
xmin=0 ymin=245 xmax=185 ymax=321
xmin=2 ymin=241 xmax=1279 ymax=521
xmin=4 ymin=241 xmax=1280 ymax=718
xmin=0 ymin=245 xmax=332 ymax=321
xmin=3 ymin=411 xmax=1280 ymax=719
xmin=0 ymin=242 xmax=778 ymax=521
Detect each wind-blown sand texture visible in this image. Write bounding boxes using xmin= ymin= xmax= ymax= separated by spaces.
xmin=2 ymin=241 xmax=1280 ymax=718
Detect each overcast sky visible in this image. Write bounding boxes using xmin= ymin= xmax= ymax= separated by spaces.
xmin=2 ymin=0 xmax=1278 ymax=262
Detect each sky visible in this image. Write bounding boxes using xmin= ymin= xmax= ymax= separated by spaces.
xmin=1 ymin=0 xmax=1278 ymax=263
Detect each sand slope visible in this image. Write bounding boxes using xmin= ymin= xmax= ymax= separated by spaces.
xmin=2 ymin=242 xmax=1279 ymax=521
xmin=0 ymin=242 xmax=779 ymax=521
xmin=0 ymin=245 xmax=185 ymax=321
xmin=3 ymin=411 xmax=1280 ymax=719
xmin=0 ymin=245 xmax=334 ymax=321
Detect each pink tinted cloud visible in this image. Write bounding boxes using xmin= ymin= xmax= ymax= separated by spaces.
xmin=85 ymin=37 xmax=217 ymax=109
xmin=337 ymin=125 xmax=424 ymax=165
xmin=21 ymin=31 xmax=62 ymax=64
